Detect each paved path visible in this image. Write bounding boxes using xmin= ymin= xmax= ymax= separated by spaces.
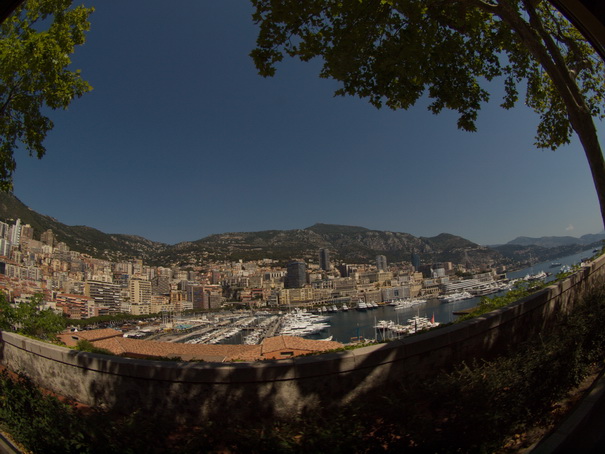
xmin=0 ymin=431 xmax=21 ymax=454
xmin=532 ymin=370 xmax=605 ymax=453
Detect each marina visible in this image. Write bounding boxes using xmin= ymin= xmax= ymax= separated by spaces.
xmin=151 ymin=248 xmax=598 ymax=346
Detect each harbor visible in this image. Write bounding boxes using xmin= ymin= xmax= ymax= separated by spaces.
xmin=147 ymin=248 xmax=598 ymax=346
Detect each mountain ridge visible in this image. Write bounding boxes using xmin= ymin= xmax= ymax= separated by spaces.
xmin=0 ymin=192 xmax=168 ymax=261
xmin=1 ymin=192 xmax=602 ymax=268
xmin=0 ymin=193 xmax=500 ymax=266
xmin=507 ymin=233 xmax=605 ymax=248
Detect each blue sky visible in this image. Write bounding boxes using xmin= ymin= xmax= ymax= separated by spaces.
xmin=11 ymin=1 xmax=605 ymax=246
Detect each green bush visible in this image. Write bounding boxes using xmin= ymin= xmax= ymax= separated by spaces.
xmin=75 ymin=339 xmax=114 ymax=356
xmin=0 ymin=292 xmax=66 ymax=341
xmin=0 ymin=371 xmax=90 ymax=454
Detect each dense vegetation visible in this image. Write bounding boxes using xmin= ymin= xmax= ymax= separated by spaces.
xmin=2 ymin=279 xmax=605 ymax=452
xmin=0 ymin=293 xmax=65 ymax=341
xmin=68 ymin=312 xmax=158 ymax=329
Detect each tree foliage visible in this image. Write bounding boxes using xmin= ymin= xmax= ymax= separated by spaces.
xmin=0 ymin=292 xmax=66 ymax=340
xmin=0 ymin=0 xmax=93 ymax=191
xmin=252 ymin=0 xmax=603 ymax=145
xmin=250 ymin=0 xmax=605 ymax=224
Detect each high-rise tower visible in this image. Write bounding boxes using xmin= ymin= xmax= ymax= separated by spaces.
xmin=411 ymin=252 xmax=421 ymax=271
xmin=285 ymin=261 xmax=307 ymax=288
xmin=319 ymin=248 xmax=331 ymax=271
xmin=376 ymin=255 xmax=388 ymax=271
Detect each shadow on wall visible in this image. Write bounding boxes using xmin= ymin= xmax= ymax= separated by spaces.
xmin=1 ymin=255 xmax=604 ymax=430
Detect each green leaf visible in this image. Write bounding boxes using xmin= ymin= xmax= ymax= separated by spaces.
xmin=0 ymin=0 xmax=93 ymax=191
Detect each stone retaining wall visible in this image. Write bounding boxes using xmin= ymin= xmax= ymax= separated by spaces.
xmin=1 ymin=255 xmax=604 ymax=422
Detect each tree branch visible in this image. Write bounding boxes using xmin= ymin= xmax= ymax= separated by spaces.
xmin=522 ymin=0 xmax=587 ymax=109
xmin=470 ymin=0 xmax=499 ymax=14
xmin=0 ymin=89 xmax=15 ymax=118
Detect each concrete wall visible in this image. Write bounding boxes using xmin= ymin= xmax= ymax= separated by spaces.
xmin=1 ymin=255 xmax=604 ymax=422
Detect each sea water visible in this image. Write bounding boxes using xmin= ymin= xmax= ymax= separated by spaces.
xmin=306 ymin=247 xmax=599 ymax=343
xmin=216 ymin=247 xmax=598 ymax=345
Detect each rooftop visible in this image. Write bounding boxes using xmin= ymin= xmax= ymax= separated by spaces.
xmin=69 ymin=329 xmax=344 ymax=362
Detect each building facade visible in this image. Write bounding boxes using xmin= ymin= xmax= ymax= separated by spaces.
xmin=285 ymin=261 xmax=306 ymax=289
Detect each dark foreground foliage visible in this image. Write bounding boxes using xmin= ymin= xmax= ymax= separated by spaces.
xmin=3 ymin=281 xmax=605 ymax=453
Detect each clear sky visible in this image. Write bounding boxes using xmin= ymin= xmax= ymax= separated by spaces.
xmin=10 ymin=1 xmax=605 ymax=246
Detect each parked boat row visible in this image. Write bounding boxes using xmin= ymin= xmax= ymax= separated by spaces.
xmin=356 ymin=300 xmax=380 ymax=311
xmin=470 ymin=281 xmax=513 ymax=296
xmin=242 ymin=315 xmax=280 ymax=345
xmin=374 ymin=315 xmax=440 ymax=337
xmin=387 ymin=298 xmax=428 ymax=310
xmin=522 ymin=270 xmax=549 ymax=281
xmin=185 ymin=315 xmax=261 ymax=345
xmin=439 ymin=291 xmax=473 ymax=303
xmin=186 ymin=326 xmax=242 ymax=345
xmin=312 ymin=304 xmax=349 ymax=313
xmin=278 ymin=310 xmax=332 ymax=337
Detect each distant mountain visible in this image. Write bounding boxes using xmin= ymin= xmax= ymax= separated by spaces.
xmin=0 ymin=192 xmax=167 ymax=261
xmin=153 ymin=223 xmax=503 ymax=268
xmin=492 ymin=243 xmax=599 ymax=267
xmin=488 ymin=233 xmax=604 ymax=267
xmin=507 ymin=233 xmax=605 ymax=248
xmin=7 ymin=192 xmax=598 ymax=269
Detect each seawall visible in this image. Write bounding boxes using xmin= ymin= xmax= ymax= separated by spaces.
xmin=1 ymin=255 xmax=604 ymax=422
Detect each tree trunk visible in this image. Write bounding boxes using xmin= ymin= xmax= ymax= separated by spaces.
xmin=568 ymin=108 xmax=605 ymax=230
xmin=492 ymin=0 xmax=605 ymax=230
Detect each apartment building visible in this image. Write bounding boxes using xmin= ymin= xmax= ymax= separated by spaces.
xmin=129 ymin=278 xmax=152 ymax=305
xmin=84 ymin=280 xmax=122 ymax=314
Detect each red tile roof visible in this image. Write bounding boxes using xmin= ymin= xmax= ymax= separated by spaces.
xmin=58 ymin=328 xmax=123 ymax=347
xmin=261 ymin=336 xmax=343 ymax=355
xmin=83 ymin=332 xmax=343 ymax=362
xmin=93 ymin=336 xmax=262 ymax=362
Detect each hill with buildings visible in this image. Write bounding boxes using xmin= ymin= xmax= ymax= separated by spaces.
xmin=0 ymin=192 xmax=168 ymax=261
xmin=154 ymin=223 xmax=504 ymax=268
xmin=4 ymin=192 xmax=602 ymax=269
xmin=489 ymin=233 xmax=605 ymax=267
xmin=1 ymin=192 xmax=504 ymax=267
xmin=492 ymin=242 xmax=601 ymax=266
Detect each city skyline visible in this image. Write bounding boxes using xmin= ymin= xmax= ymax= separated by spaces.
xmin=9 ymin=1 xmax=605 ymax=247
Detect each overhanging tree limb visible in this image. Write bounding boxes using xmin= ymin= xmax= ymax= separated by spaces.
xmin=0 ymin=0 xmax=93 ymax=191
xmin=250 ymin=0 xmax=605 ymax=228
xmin=495 ymin=0 xmax=605 ymax=226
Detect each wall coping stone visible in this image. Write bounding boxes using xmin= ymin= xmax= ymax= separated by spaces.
xmin=1 ymin=253 xmax=604 ymax=414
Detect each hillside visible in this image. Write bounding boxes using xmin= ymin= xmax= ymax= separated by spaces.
xmin=2 ymin=192 xmax=501 ymax=266
xmin=6 ymin=192 xmax=600 ymax=269
xmin=152 ymin=223 xmax=503 ymax=268
xmin=496 ymin=234 xmax=605 ymax=266
xmin=0 ymin=192 xmax=167 ymax=261
xmin=493 ymin=243 xmax=601 ymax=266
xmin=507 ymin=233 xmax=605 ymax=248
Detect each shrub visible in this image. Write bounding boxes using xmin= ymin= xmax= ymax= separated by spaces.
xmin=0 ymin=371 xmax=90 ymax=454
xmin=0 ymin=292 xmax=66 ymax=340
xmin=75 ymin=339 xmax=114 ymax=356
